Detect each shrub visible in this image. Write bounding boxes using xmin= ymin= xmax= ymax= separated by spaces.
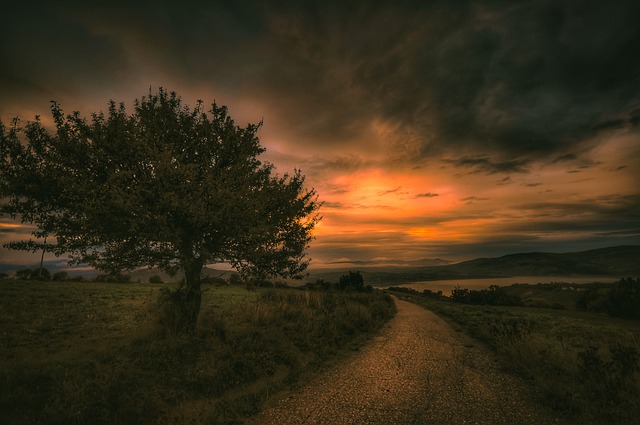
xmin=576 ymin=278 xmax=640 ymax=320
xmin=607 ymin=278 xmax=640 ymax=320
xmin=148 ymin=275 xmax=163 ymax=284
xmin=228 ymin=273 xmax=242 ymax=285
xmin=14 ymin=268 xmax=51 ymax=280
xmin=337 ymin=271 xmax=365 ymax=291
xmin=15 ymin=269 xmax=32 ymax=280
xmin=94 ymin=273 xmax=131 ymax=283
xmin=451 ymin=285 xmax=522 ymax=306
xmin=52 ymin=271 xmax=68 ymax=281
xmin=200 ymin=276 xmax=227 ymax=285
xmin=577 ymin=344 xmax=640 ymax=421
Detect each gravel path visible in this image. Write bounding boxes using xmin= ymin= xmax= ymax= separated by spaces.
xmin=249 ymin=297 xmax=566 ymax=425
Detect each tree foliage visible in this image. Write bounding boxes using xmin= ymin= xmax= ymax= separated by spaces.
xmin=450 ymin=285 xmax=522 ymax=306
xmin=0 ymin=88 xmax=320 ymax=330
xmin=337 ymin=271 xmax=365 ymax=291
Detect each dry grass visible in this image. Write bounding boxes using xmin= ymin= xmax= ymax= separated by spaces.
xmin=0 ymin=281 xmax=395 ymax=424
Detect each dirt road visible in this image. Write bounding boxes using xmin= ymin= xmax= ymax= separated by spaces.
xmin=249 ymin=297 xmax=565 ymax=424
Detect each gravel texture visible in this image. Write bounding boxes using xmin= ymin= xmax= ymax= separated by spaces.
xmin=249 ymin=296 xmax=568 ymax=425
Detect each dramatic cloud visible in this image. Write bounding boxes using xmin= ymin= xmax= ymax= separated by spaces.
xmin=1 ymin=0 xmax=639 ymax=266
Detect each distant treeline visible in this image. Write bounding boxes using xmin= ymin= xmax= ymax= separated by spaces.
xmin=576 ymin=277 xmax=640 ymax=320
xmin=2 ymin=267 xmax=376 ymax=293
xmin=388 ymin=278 xmax=640 ymax=320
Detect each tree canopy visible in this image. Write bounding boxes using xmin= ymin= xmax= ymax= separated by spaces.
xmin=0 ymin=88 xmax=320 ymax=330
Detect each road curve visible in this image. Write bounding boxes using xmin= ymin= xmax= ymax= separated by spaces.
xmin=249 ymin=296 xmax=565 ymax=425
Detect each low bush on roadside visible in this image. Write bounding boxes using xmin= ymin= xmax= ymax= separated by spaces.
xmin=450 ymin=284 xmax=522 ymax=306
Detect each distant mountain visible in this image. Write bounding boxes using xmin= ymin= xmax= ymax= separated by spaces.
xmin=308 ymin=246 xmax=640 ymax=285
xmin=2 ymin=246 xmax=637 ymax=284
xmin=445 ymin=245 xmax=640 ymax=278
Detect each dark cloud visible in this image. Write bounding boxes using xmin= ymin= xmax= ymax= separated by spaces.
xmin=446 ymin=156 xmax=529 ymax=174
xmin=553 ymin=153 xmax=578 ymax=163
xmin=461 ymin=196 xmax=490 ymax=204
xmin=517 ymin=194 xmax=640 ymax=225
xmin=377 ymin=187 xmax=403 ymax=196
xmin=3 ymin=0 xmax=639 ymax=161
xmin=415 ymin=193 xmax=439 ymax=198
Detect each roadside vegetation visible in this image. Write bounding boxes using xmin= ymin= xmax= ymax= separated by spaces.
xmin=0 ymin=279 xmax=395 ymax=424
xmin=388 ymin=279 xmax=640 ymax=425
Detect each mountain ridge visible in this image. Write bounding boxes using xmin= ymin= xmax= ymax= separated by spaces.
xmin=1 ymin=245 xmax=638 ymax=283
xmin=307 ymin=245 xmax=640 ymax=285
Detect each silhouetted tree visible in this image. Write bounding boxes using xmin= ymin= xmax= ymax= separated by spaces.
xmin=338 ymin=271 xmax=365 ymax=291
xmin=15 ymin=269 xmax=32 ymax=280
xmin=0 ymin=88 xmax=320 ymax=332
xmin=148 ymin=275 xmax=163 ymax=284
xmin=52 ymin=271 xmax=68 ymax=281
xmin=607 ymin=278 xmax=640 ymax=320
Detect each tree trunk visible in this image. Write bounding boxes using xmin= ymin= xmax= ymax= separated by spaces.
xmin=160 ymin=259 xmax=203 ymax=333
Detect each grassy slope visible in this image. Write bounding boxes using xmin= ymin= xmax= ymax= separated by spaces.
xmin=0 ymin=281 xmax=395 ymax=424
xmin=391 ymin=288 xmax=640 ymax=424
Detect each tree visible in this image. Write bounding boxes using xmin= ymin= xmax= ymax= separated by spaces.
xmin=15 ymin=269 xmax=33 ymax=280
xmin=52 ymin=271 xmax=69 ymax=281
xmin=0 ymin=88 xmax=320 ymax=331
xmin=338 ymin=271 xmax=365 ymax=291
xmin=148 ymin=275 xmax=163 ymax=284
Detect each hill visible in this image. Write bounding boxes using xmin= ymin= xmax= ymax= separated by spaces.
xmin=2 ymin=246 xmax=638 ymax=284
xmin=307 ymin=246 xmax=640 ymax=285
xmin=444 ymin=245 xmax=640 ymax=277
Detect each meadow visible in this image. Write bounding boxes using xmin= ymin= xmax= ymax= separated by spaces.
xmin=0 ymin=281 xmax=395 ymax=424
xmin=388 ymin=285 xmax=640 ymax=425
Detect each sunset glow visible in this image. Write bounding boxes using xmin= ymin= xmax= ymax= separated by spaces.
xmin=1 ymin=1 xmax=639 ymax=268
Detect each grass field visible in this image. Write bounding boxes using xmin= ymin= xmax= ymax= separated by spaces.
xmin=0 ymin=281 xmax=395 ymax=424
xmin=389 ymin=287 xmax=640 ymax=425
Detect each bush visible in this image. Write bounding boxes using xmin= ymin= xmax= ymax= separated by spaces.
xmin=200 ymin=276 xmax=227 ymax=285
xmin=228 ymin=273 xmax=242 ymax=285
xmin=576 ymin=278 xmax=640 ymax=320
xmin=451 ymin=285 xmax=522 ymax=306
xmin=52 ymin=271 xmax=68 ymax=281
xmin=337 ymin=271 xmax=365 ymax=291
xmin=14 ymin=268 xmax=51 ymax=280
xmin=607 ymin=278 xmax=640 ymax=320
xmin=15 ymin=269 xmax=32 ymax=280
xmin=94 ymin=273 xmax=131 ymax=283
xmin=386 ymin=286 xmax=445 ymax=299
xmin=148 ymin=275 xmax=163 ymax=284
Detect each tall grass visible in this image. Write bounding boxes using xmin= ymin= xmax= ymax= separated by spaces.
xmin=0 ymin=282 xmax=395 ymax=424
xmin=391 ymin=289 xmax=640 ymax=425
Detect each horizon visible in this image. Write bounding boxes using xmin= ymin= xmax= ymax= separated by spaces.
xmin=2 ymin=1 xmax=639 ymax=267
xmin=2 ymin=244 xmax=637 ymax=277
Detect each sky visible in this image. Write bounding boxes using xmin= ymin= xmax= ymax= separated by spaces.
xmin=1 ymin=0 xmax=639 ymax=269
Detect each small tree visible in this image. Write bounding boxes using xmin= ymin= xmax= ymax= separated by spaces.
xmin=606 ymin=278 xmax=640 ymax=320
xmin=0 ymin=88 xmax=320 ymax=332
xmin=338 ymin=271 xmax=365 ymax=291
xmin=52 ymin=271 xmax=68 ymax=281
xmin=148 ymin=275 xmax=163 ymax=284
xmin=15 ymin=269 xmax=32 ymax=280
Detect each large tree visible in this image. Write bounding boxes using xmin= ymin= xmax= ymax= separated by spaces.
xmin=0 ymin=88 xmax=320 ymax=331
